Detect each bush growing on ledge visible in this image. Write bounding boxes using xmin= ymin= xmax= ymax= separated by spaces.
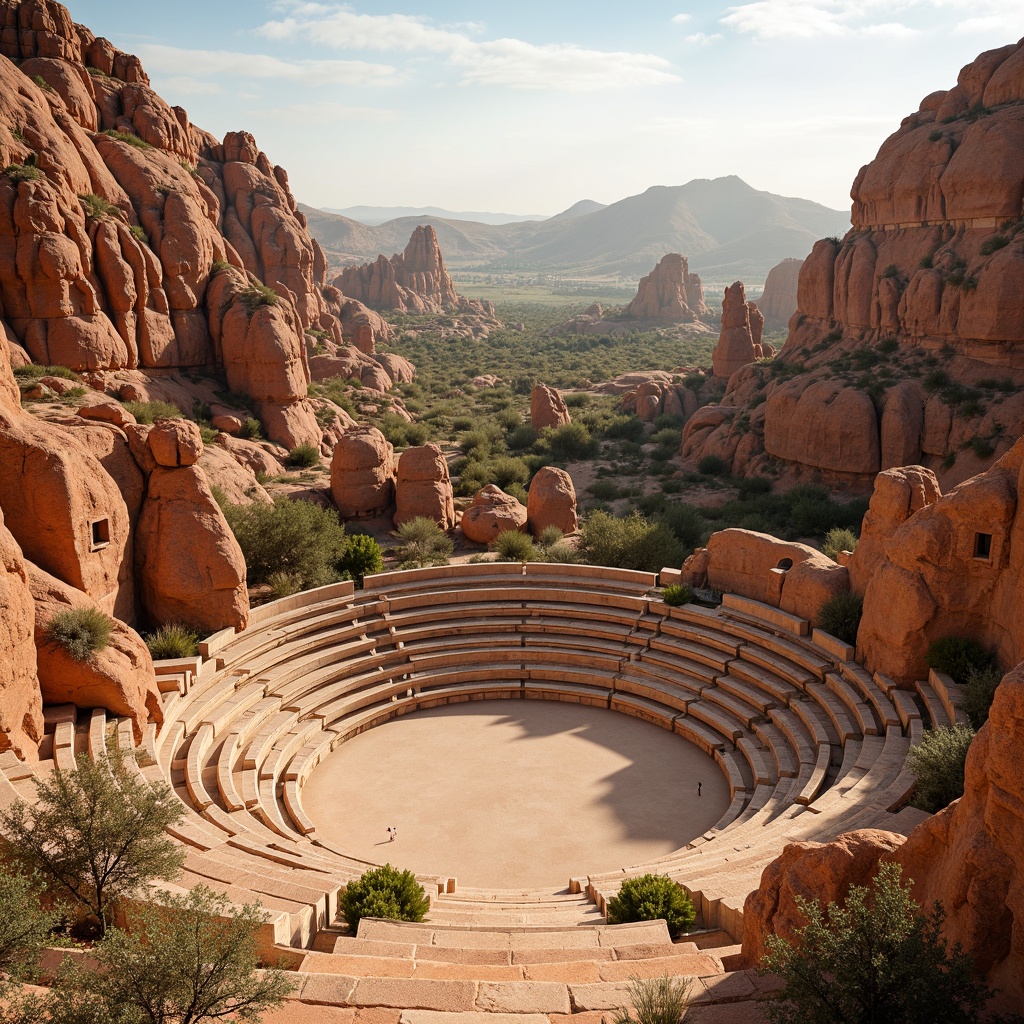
xmin=339 ymin=864 xmax=430 ymax=930
xmin=817 ymin=592 xmax=862 ymax=645
xmin=661 ymin=584 xmax=693 ymax=607
xmin=240 ymin=283 xmax=277 ymax=313
xmin=123 ymin=399 xmax=182 ymax=423
xmin=45 ymin=607 xmax=114 ymax=662
xmin=605 ymin=874 xmax=695 ymax=939
xmin=907 ymin=723 xmax=975 ymax=813
xmin=145 ymin=623 xmax=199 ymax=660
xmin=821 ymin=527 xmax=858 ymax=562
xmin=287 ymin=442 xmax=321 ymax=468
xmin=610 ymin=975 xmax=691 ymax=1024
xmin=926 ymin=636 xmax=996 ymax=686
xmin=3 ymin=162 xmax=44 ymax=183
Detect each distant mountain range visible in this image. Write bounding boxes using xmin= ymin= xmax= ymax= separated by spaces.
xmin=303 ymin=177 xmax=850 ymax=283
xmin=323 ymin=205 xmax=551 ymax=226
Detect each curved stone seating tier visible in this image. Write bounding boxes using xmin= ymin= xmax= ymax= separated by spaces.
xmin=3 ymin=564 xmax=949 ymax=968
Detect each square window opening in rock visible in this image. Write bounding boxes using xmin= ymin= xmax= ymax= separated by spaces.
xmin=974 ymin=532 xmax=992 ymax=559
xmin=89 ymin=517 xmax=110 ymax=552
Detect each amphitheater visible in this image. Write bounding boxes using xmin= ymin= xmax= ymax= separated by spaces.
xmin=1 ymin=562 xmax=965 ymax=1021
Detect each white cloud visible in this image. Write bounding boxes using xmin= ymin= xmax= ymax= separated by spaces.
xmin=136 ymin=43 xmax=401 ymax=87
xmin=720 ymin=0 xmax=916 ymax=40
xmin=671 ymin=13 xmax=692 ymax=23
xmin=261 ymin=101 xmax=400 ymax=123
xmin=685 ymin=32 xmax=725 ymax=44
xmin=254 ymin=3 xmax=680 ymax=92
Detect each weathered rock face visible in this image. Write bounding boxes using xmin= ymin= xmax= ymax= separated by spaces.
xmin=135 ymin=461 xmax=249 ymax=635
xmin=330 ymin=426 xmax=395 ymax=518
xmin=461 ymin=485 xmax=527 ymax=544
xmin=394 ymin=443 xmax=455 ymax=530
xmin=147 ymin=418 xmax=202 ymax=467
xmin=683 ymin=528 xmax=849 ymax=627
xmin=28 ymin=561 xmax=161 ymax=743
xmin=712 ymin=282 xmax=757 ymax=380
xmin=0 ymin=509 xmax=43 ymax=760
xmin=752 ymin=258 xmax=802 ymax=331
xmin=527 ymin=466 xmax=579 ymax=537
xmin=678 ymin=40 xmax=1024 ymax=486
xmin=531 ymin=384 xmax=571 ymax=431
xmin=857 ymin=438 xmax=1024 ymax=683
xmin=624 ymin=253 xmax=708 ymax=321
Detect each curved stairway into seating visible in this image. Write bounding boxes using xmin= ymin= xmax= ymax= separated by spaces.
xmin=1 ymin=562 xmax=965 ymax=1020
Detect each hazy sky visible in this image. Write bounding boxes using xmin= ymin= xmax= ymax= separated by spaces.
xmin=67 ymin=1 xmax=1023 ymax=216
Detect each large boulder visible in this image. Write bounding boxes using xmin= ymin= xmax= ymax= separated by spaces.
xmin=461 ymin=485 xmax=527 ymax=544
xmin=0 ymin=510 xmax=43 ymax=760
xmin=135 ymin=465 xmax=249 ymax=633
xmin=527 ymin=466 xmax=578 ymax=537
xmin=147 ymin=418 xmax=203 ymax=467
xmin=28 ymin=562 xmax=161 ymax=743
xmin=531 ymin=384 xmax=570 ymax=431
xmin=624 ymin=253 xmax=708 ymax=320
xmin=330 ymin=426 xmax=395 ymax=518
xmin=394 ymin=443 xmax=455 ymax=530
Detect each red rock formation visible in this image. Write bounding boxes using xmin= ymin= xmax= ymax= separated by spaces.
xmin=330 ymin=426 xmax=395 ymax=518
xmin=856 ymin=438 xmax=1024 ymax=683
xmin=752 ymin=258 xmax=802 ymax=331
xmin=624 ymin=253 xmax=708 ymax=321
xmin=0 ymin=508 xmax=43 ymax=760
xmin=461 ymin=485 xmax=527 ymax=544
xmin=531 ymin=383 xmax=571 ymax=431
xmin=712 ymin=282 xmax=757 ymax=380
xmin=394 ymin=443 xmax=455 ymax=530
xmin=527 ymin=467 xmax=579 ymax=537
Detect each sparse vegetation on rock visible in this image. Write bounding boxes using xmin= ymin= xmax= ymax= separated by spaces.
xmin=44 ymin=607 xmax=114 ymax=662
xmin=907 ymin=724 xmax=976 ymax=813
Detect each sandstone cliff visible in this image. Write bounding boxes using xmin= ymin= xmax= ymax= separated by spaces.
xmin=752 ymin=258 xmax=802 ymax=331
xmin=624 ymin=253 xmax=708 ymax=321
xmin=681 ymin=41 xmax=1024 ymax=489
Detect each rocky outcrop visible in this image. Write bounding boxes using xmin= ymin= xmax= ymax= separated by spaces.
xmin=856 ymin=438 xmax=1024 ymax=683
xmin=624 ymin=253 xmax=708 ymax=321
xmin=527 ymin=467 xmax=579 ymax=537
xmin=394 ymin=443 xmax=455 ymax=530
xmin=712 ymin=282 xmax=758 ymax=380
xmin=752 ymin=258 xmax=802 ymax=331
xmin=330 ymin=426 xmax=396 ymax=519
xmin=0 ymin=509 xmax=43 ymax=760
xmin=461 ymin=485 xmax=527 ymax=544
xmin=531 ymin=384 xmax=570 ymax=431
xmin=29 ymin=561 xmax=161 ymax=743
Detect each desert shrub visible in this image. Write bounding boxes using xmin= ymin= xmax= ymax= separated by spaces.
xmin=578 ymin=511 xmax=685 ymax=574
xmin=339 ymin=864 xmax=429 ymax=930
xmin=0 ymin=868 xmax=61 ymax=989
xmin=541 ymin=540 xmax=582 ymax=564
xmin=78 ymin=192 xmax=120 ymax=221
xmin=761 ymin=861 xmax=991 ymax=1024
xmin=737 ymin=475 xmax=772 ymax=497
xmin=489 ymin=455 xmax=531 ymax=488
xmin=963 ymin=664 xmax=1003 ymax=730
xmin=603 ymin=415 xmax=645 ymax=441
xmin=536 ymin=525 xmax=564 ymax=548
xmin=239 ymin=283 xmax=277 ymax=312
xmin=12 ymin=364 xmax=79 ymax=380
xmin=980 ymin=235 xmax=1009 ymax=256
xmin=821 ymin=527 xmax=858 ymax=561
xmin=123 ymin=399 xmax=182 ymax=423
xmin=266 ymin=571 xmax=302 ymax=599
xmin=697 ymin=454 xmax=728 ymax=476
xmin=907 ymin=724 xmax=975 ymax=813
xmin=4 ymin=162 xmax=43 ymax=182
xmin=610 ymin=975 xmax=691 ymax=1024
xmin=970 ymin=436 xmax=995 ymax=459
xmin=925 ymin=636 xmax=995 ymax=685
xmin=223 ymin=497 xmax=347 ymax=591
xmin=661 ymin=584 xmax=693 ymax=607
xmin=45 ymin=606 xmax=114 ymax=661
xmin=239 ymin=417 xmax=262 ymax=440
xmin=547 ymin=421 xmax=597 ymax=460
xmin=102 ymin=128 xmax=153 ymax=149
xmin=658 ymin=503 xmax=707 ymax=550
xmin=605 ymin=874 xmax=695 ymax=939
xmin=392 ymin=517 xmax=453 ymax=569
xmin=505 ymin=481 xmax=529 ymax=505
xmin=145 ymin=623 xmax=199 ymax=660
xmin=508 ymin=424 xmax=539 ymax=449
xmin=491 ymin=529 xmax=538 ymax=562
xmin=338 ymin=533 xmax=384 ymax=586
xmin=129 ymin=224 xmax=147 ymax=242
xmin=287 ymin=442 xmax=321 ymax=467
xmin=588 ymin=480 xmax=622 ymax=501
xmin=817 ymin=592 xmax=862 ymax=645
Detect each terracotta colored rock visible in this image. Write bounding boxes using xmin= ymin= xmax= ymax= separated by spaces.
xmin=634 ymin=381 xmax=664 ymax=422
xmin=857 ymin=439 xmax=1024 ymax=681
xmin=0 ymin=336 xmax=19 ymax=413
xmin=847 ymin=465 xmax=940 ymax=595
xmin=0 ymin=509 xmax=43 ymax=760
xmin=374 ymin=352 xmax=414 ymax=385
xmin=330 ymin=426 xmax=395 ymax=518
xmin=778 ymin=552 xmax=851 ymax=627
xmin=76 ymin=393 xmax=137 ymax=429
xmin=712 ymin=282 xmax=757 ymax=380
xmin=212 ymin=434 xmax=284 ymax=479
xmin=0 ymin=413 xmax=133 ymax=619
xmin=752 ymin=258 xmax=802 ymax=331
xmin=198 ymin=445 xmax=271 ymax=506
xmin=394 ymin=443 xmax=455 ymax=530
xmin=880 ymin=380 xmax=925 ymax=469
xmin=531 ymin=384 xmax=571 ymax=431
xmin=28 ymin=561 xmax=161 ymax=743
xmin=461 ymin=485 xmax=528 ymax=544
xmin=624 ymin=253 xmax=708 ymax=321
xmin=135 ymin=465 xmax=249 ymax=633
xmin=334 ymin=296 xmax=394 ymax=352
xmin=527 ymin=466 xmax=578 ymax=537
xmin=742 ymin=829 xmax=907 ymax=966
xmin=147 ymin=418 xmax=203 ymax=467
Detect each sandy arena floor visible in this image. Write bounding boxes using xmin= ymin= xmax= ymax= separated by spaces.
xmin=302 ymin=699 xmax=731 ymax=888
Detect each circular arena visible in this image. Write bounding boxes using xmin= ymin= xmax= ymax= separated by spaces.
xmin=9 ymin=562 xmax=951 ymax=1019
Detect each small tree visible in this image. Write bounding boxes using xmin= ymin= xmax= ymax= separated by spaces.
xmin=761 ymin=862 xmax=991 ymax=1024
xmin=611 ymin=975 xmax=691 ymax=1024
xmin=338 ymin=533 xmax=384 ymax=586
xmin=2 ymin=752 xmax=185 ymax=935
xmin=48 ymin=886 xmax=293 ymax=1024
xmin=906 ymin=724 xmax=975 ymax=813
xmin=605 ymin=874 xmax=695 ymax=939
xmin=0 ymin=869 xmax=61 ymax=988
xmin=339 ymin=864 xmax=430 ymax=931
